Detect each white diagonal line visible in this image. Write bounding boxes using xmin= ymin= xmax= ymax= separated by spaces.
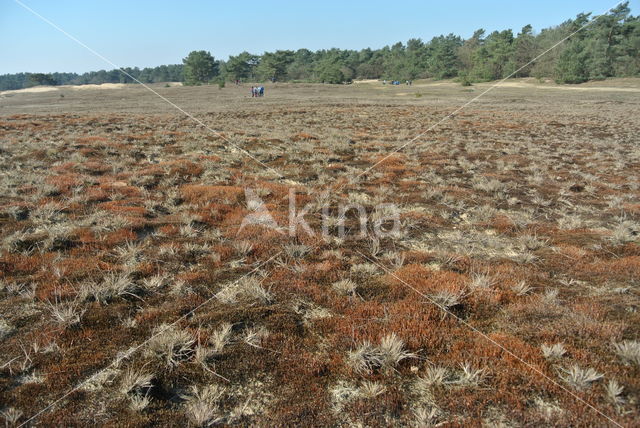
xmin=355 ymin=250 xmax=622 ymax=428
xmin=12 ymin=0 xmax=285 ymax=180
xmin=11 ymin=0 xmax=627 ymax=426
xmin=17 ymin=249 xmax=284 ymax=427
xmin=352 ymin=1 xmax=625 ymax=183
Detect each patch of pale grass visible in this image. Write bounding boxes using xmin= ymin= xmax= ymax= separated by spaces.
xmin=142 ymin=275 xmax=167 ymax=291
xmin=541 ymin=289 xmax=559 ymax=305
xmin=331 ymin=279 xmax=358 ymax=296
xmin=610 ymin=221 xmax=638 ymax=245
xmin=511 ymin=280 xmax=532 ymax=296
xmin=605 ymin=379 xmax=624 ymax=405
xmin=418 ymin=366 xmax=449 ymax=388
xmin=412 ymin=406 xmax=442 ymax=427
xmin=115 ymin=241 xmax=144 ymax=264
xmin=146 ymin=324 xmax=195 ymax=368
xmin=81 ymin=367 xmax=120 ymax=392
xmin=358 ymin=381 xmax=386 ymax=398
xmin=183 ymin=384 xmax=225 ymax=427
xmin=413 ymin=366 xmax=450 ymax=400
xmin=0 ymin=319 xmax=14 ymax=340
xmin=348 ymin=333 xmax=414 ymax=374
xmin=284 ymin=243 xmax=311 ymax=259
xmin=232 ymin=240 xmax=253 ymax=256
xmin=119 ymin=367 xmax=154 ymax=396
xmin=379 ymin=333 xmax=416 ymax=369
xmin=329 ymin=381 xmax=360 ymax=412
xmin=451 ymin=362 xmax=485 ymax=387
xmin=79 ymin=272 xmax=138 ymax=304
xmin=430 ymin=289 xmax=465 ymax=309
xmin=128 ymin=394 xmax=151 ymax=411
xmin=469 ymin=273 xmax=493 ymax=290
xmin=216 ymin=277 xmax=273 ymax=305
xmin=382 ymin=251 xmax=405 ymax=269
xmin=347 ymin=341 xmax=382 ymax=374
xmin=518 ymin=234 xmax=548 ymax=251
xmin=210 ymin=323 xmax=233 ymax=354
xmin=243 ymin=326 xmax=269 ymax=348
xmin=558 ymin=365 xmax=603 ymax=391
xmin=350 ymin=263 xmax=380 ymax=276
xmin=0 ymin=407 xmax=23 ymax=426
xmin=541 ymin=343 xmax=566 ymax=360
xmin=472 ymin=178 xmax=505 ymax=194
xmin=612 ymin=340 xmax=640 ymax=366
xmin=46 ymin=298 xmax=85 ymax=327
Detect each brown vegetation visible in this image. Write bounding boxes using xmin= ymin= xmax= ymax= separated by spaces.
xmin=0 ymin=81 xmax=639 ymax=426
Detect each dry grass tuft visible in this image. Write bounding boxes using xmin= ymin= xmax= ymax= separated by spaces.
xmin=79 ymin=272 xmax=138 ymax=304
xmin=45 ymin=298 xmax=85 ymax=326
xmin=119 ymin=367 xmax=154 ymax=397
xmin=216 ymin=277 xmax=273 ymax=305
xmin=146 ymin=324 xmax=195 ymax=367
xmin=558 ymin=365 xmax=603 ymax=391
xmin=183 ymin=384 xmax=226 ymax=427
xmin=348 ymin=333 xmax=415 ymax=374
xmin=331 ymin=278 xmax=358 ymax=296
xmin=541 ymin=343 xmax=566 ymax=360
xmin=605 ymin=379 xmax=625 ymax=405
xmin=0 ymin=407 xmax=23 ymax=427
xmin=612 ymin=340 xmax=640 ymax=366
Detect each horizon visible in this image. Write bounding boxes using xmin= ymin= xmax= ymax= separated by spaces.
xmin=1 ymin=0 xmax=637 ymax=75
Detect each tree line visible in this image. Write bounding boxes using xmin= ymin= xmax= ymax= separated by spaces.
xmin=0 ymin=65 xmax=184 ymax=91
xmin=1 ymin=3 xmax=637 ymax=91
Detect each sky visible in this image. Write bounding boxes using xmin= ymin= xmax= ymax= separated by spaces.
xmin=0 ymin=0 xmax=637 ymax=74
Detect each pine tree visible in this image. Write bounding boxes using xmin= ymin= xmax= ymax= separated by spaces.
xmin=182 ymin=51 xmax=219 ymax=85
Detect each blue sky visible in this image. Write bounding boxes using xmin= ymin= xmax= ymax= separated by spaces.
xmin=0 ymin=0 xmax=636 ymax=74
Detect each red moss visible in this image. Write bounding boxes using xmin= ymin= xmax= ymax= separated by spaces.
xmin=76 ymin=136 xmax=109 ymax=144
xmin=80 ymin=161 xmax=110 ymax=174
xmin=167 ymin=160 xmax=203 ymax=177
xmin=176 ymin=270 xmax=208 ymax=284
xmin=101 ymin=228 xmax=137 ymax=246
xmin=45 ymin=173 xmax=83 ymax=193
xmin=385 ymin=264 xmax=469 ymax=299
xmin=290 ymin=132 xmax=319 ymax=141
xmin=491 ymin=215 xmax=518 ymax=234
xmin=181 ymin=185 xmax=244 ymax=204
xmin=580 ymin=255 xmax=640 ymax=280
xmin=98 ymin=181 xmax=141 ymax=197
xmin=98 ymin=200 xmax=146 ymax=216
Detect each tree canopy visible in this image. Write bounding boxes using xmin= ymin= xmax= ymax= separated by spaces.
xmin=182 ymin=50 xmax=219 ymax=85
xmin=1 ymin=3 xmax=638 ymax=90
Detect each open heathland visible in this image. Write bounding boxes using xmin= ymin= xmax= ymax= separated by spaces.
xmin=1 ymin=78 xmax=639 ymax=426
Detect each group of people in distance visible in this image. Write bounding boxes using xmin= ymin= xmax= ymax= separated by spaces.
xmin=383 ymin=80 xmax=412 ymax=85
xmin=251 ymin=86 xmax=265 ymax=97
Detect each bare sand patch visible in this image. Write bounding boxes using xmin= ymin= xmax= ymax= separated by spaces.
xmin=492 ymin=80 xmax=640 ymax=92
xmin=1 ymin=82 xmax=183 ymax=96
xmin=70 ymin=83 xmax=127 ymax=90
xmin=1 ymin=86 xmax=59 ymax=95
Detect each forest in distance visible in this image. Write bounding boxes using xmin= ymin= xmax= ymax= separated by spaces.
xmin=1 ymin=2 xmax=638 ymax=90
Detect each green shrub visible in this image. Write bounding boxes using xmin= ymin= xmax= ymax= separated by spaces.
xmin=459 ymin=72 xmax=472 ymax=86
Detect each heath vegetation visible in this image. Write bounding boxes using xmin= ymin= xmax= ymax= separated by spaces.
xmin=0 ymin=78 xmax=639 ymax=426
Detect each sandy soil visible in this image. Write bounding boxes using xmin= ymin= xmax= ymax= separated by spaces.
xmin=0 ymin=82 xmax=183 ymax=96
xmin=0 ymin=86 xmax=60 ymax=95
